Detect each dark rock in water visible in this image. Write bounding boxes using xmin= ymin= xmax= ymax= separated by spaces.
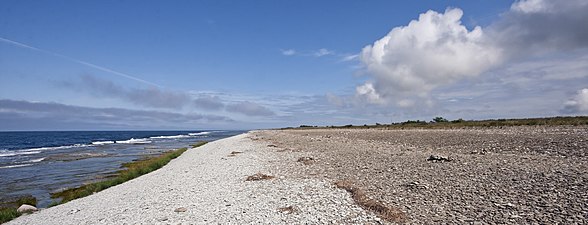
xmin=427 ymin=155 xmax=452 ymax=162
xmin=45 ymin=152 xmax=109 ymax=162
xmin=17 ymin=204 xmax=38 ymax=213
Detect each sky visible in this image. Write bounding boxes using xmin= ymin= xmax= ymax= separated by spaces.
xmin=1 ymin=0 xmax=587 ymax=130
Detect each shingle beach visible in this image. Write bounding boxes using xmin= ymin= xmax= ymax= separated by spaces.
xmin=9 ymin=126 xmax=588 ymax=224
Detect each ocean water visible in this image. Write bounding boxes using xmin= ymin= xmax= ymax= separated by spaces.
xmin=0 ymin=130 xmax=244 ymax=207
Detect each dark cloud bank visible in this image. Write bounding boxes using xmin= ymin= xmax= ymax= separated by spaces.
xmin=59 ymin=74 xmax=276 ymax=117
xmin=0 ymin=99 xmax=232 ymax=130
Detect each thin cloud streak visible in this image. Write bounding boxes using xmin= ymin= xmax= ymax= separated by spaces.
xmin=0 ymin=37 xmax=160 ymax=87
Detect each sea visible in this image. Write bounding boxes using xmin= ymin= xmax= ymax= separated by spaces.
xmin=0 ymin=130 xmax=244 ymax=207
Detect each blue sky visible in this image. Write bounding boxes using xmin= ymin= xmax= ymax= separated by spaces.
xmin=1 ymin=0 xmax=587 ymax=130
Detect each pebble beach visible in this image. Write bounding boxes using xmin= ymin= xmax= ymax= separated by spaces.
xmin=8 ymin=126 xmax=588 ymax=224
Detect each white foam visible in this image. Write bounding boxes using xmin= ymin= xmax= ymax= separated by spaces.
xmin=189 ymin=131 xmax=211 ymax=136
xmin=1 ymin=143 xmax=91 ymax=157
xmin=0 ymin=151 xmax=41 ymax=157
xmin=150 ymin=135 xmax=190 ymax=139
xmin=26 ymin=144 xmax=89 ymax=152
xmin=26 ymin=157 xmax=45 ymax=163
xmin=0 ymin=163 xmax=33 ymax=169
xmin=116 ymin=138 xmax=152 ymax=144
xmin=92 ymin=141 xmax=115 ymax=145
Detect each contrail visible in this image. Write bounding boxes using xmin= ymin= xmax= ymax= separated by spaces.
xmin=0 ymin=37 xmax=160 ymax=87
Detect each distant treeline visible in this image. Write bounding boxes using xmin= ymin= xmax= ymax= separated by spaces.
xmin=286 ymin=116 xmax=588 ymax=130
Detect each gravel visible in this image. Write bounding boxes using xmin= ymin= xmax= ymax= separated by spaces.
xmin=11 ymin=126 xmax=587 ymax=224
xmin=8 ymin=133 xmax=381 ymax=224
xmin=255 ymin=126 xmax=588 ymax=224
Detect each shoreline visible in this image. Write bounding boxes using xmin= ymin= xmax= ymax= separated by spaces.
xmin=0 ymin=130 xmax=241 ymax=208
xmin=7 ymin=132 xmax=380 ymax=224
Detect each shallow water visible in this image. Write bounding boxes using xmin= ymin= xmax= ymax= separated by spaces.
xmin=0 ymin=130 xmax=244 ymax=207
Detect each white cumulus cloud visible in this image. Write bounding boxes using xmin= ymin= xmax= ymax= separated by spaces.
xmin=357 ymin=0 xmax=588 ymax=107
xmin=358 ymin=8 xmax=502 ymax=105
xmin=510 ymin=0 xmax=549 ymax=13
xmin=492 ymin=0 xmax=588 ymax=56
xmin=563 ymin=88 xmax=588 ymax=113
xmin=355 ymin=83 xmax=384 ymax=105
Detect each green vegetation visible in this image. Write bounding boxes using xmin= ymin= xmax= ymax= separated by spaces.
xmin=285 ymin=116 xmax=588 ymax=130
xmin=0 ymin=208 xmax=19 ymax=224
xmin=432 ymin=116 xmax=449 ymax=123
xmin=0 ymin=195 xmax=37 ymax=223
xmin=51 ymin=141 xmax=207 ymax=205
xmin=189 ymin=141 xmax=208 ymax=148
xmin=1 ymin=142 xmax=207 ymax=223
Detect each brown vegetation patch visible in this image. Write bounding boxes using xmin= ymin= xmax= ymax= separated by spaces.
xmin=245 ymin=173 xmax=275 ymax=181
xmin=296 ymin=157 xmax=314 ymax=165
xmin=228 ymin=151 xmax=243 ymax=157
xmin=277 ymin=206 xmax=299 ymax=214
xmin=335 ymin=180 xmax=407 ymax=223
xmin=277 ymin=148 xmax=298 ymax=152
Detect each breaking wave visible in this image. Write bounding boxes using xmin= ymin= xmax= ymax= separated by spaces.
xmin=0 ymin=164 xmax=33 ymax=169
xmin=116 ymin=138 xmax=152 ymax=144
xmin=188 ymin=131 xmax=211 ymax=136
xmin=92 ymin=141 xmax=115 ymax=145
xmin=150 ymin=135 xmax=190 ymax=139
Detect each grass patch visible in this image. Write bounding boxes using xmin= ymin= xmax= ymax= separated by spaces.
xmin=0 ymin=195 xmax=36 ymax=209
xmin=245 ymin=173 xmax=275 ymax=181
xmin=190 ymin=141 xmax=208 ymax=148
xmin=0 ymin=195 xmax=37 ymax=224
xmin=51 ymin=142 xmax=207 ymax=205
xmin=0 ymin=208 xmax=20 ymax=224
xmin=335 ymin=180 xmax=407 ymax=223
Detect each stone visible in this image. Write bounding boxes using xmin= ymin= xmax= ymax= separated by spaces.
xmin=174 ymin=207 xmax=187 ymax=212
xmin=17 ymin=204 xmax=38 ymax=213
xmin=297 ymin=157 xmax=314 ymax=165
xmin=427 ymin=155 xmax=452 ymax=162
